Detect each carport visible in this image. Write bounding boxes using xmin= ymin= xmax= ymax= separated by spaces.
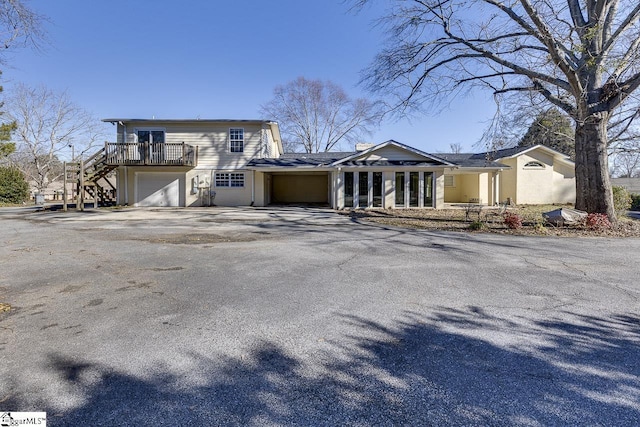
xmin=248 ymin=152 xmax=347 ymax=208
xmin=268 ymin=172 xmax=330 ymax=205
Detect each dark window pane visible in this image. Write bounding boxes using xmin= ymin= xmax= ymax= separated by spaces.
xmin=359 ymin=172 xmax=368 ymax=208
xmin=344 ymin=172 xmax=353 ymax=208
xmin=395 ymin=172 xmax=405 ymax=206
xmin=373 ymin=172 xmax=382 ymax=207
xmin=410 ymin=172 xmax=419 ymax=207
xmin=424 ymin=172 xmax=433 ymax=207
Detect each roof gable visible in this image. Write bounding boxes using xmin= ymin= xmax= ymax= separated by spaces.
xmin=491 ymin=145 xmax=574 ymax=164
xmin=332 ymin=140 xmax=454 ymax=166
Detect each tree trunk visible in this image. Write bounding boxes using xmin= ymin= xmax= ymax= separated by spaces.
xmin=574 ymin=111 xmax=616 ymax=222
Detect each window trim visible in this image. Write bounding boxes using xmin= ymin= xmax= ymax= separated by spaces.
xmin=524 ymin=161 xmax=545 ymax=169
xmin=214 ymin=172 xmax=245 ymax=188
xmin=229 ymin=128 xmax=244 ymax=153
xmin=134 ymin=127 xmax=166 ymax=143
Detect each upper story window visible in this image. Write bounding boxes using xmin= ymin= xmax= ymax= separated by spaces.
xmin=229 ymin=128 xmax=244 ymax=153
xmin=137 ymin=129 xmax=165 ymax=144
xmin=524 ymin=161 xmax=545 ymax=168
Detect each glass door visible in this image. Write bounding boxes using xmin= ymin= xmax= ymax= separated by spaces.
xmin=358 ymin=172 xmax=369 ymax=208
xmin=372 ymin=172 xmax=383 ymax=207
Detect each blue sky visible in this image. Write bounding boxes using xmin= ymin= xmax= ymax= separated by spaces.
xmin=3 ymin=0 xmax=497 ymax=153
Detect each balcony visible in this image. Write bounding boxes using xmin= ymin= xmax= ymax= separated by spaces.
xmin=104 ymin=142 xmax=197 ymax=167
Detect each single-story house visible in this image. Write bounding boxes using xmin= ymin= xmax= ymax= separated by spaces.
xmin=85 ymin=118 xmax=574 ymax=209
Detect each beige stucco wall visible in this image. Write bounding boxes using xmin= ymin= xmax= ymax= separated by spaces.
xmin=552 ymin=161 xmax=576 ymax=204
xmin=515 ymin=152 xmax=554 ymax=204
xmin=444 ymin=174 xmax=480 ymax=203
xmin=497 ymin=149 xmax=575 ymax=205
xmin=499 ymin=158 xmax=518 ymax=204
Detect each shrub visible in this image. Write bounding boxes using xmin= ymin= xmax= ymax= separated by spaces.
xmin=503 ymin=212 xmax=523 ymax=229
xmin=0 ymin=166 xmax=29 ymax=204
xmin=468 ymin=220 xmax=485 ymax=231
xmin=612 ymin=186 xmax=632 ymax=213
xmin=631 ymin=193 xmax=640 ymax=211
xmin=586 ymin=213 xmax=612 ymax=231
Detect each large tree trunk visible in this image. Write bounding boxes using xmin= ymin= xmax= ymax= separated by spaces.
xmin=574 ymin=111 xmax=616 ymax=221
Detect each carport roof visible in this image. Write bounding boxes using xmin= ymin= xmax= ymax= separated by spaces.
xmin=248 ymin=152 xmax=356 ymax=168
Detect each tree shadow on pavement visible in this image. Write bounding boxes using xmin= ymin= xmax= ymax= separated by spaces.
xmin=18 ymin=306 xmax=640 ymax=426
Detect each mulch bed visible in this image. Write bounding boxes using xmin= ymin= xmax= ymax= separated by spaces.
xmin=340 ymin=206 xmax=640 ymax=237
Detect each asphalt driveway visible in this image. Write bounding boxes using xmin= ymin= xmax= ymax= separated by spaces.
xmin=1 ymin=207 xmax=639 ymax=425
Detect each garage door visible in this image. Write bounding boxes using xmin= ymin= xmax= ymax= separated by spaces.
xmin=136 ymin=173 xmax=182 ymax=207
xmin=272 ymin=174 xmax=328 ymax=204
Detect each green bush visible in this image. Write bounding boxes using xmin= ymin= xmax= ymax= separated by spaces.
xmin=612 ymin=185 xmax=632 ymax=213
xmin=0 ymin=167 xmax=29 ymax=203
xmin=631 ymin=193 xmax=640 ymax=211
xmin=468 ymin=220 xmax=485 ymax=231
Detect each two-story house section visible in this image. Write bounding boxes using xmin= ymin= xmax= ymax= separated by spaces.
xmin=102 ymin=119 xmax=283 ymax=207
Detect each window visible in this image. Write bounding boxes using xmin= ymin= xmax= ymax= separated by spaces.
xmin=344 ymin=172 xmax=354 ymax=208
xmin=358 ymin=172 xmax=369 ymax=208
xmin=229 ymin=128 xmax=244 ymax=153
xmin=410 ymin=172 xmax=419 ymax=207
xmin=395 ymin=172 xmax=405 ymax=206
xmin=136 ymin=129 xmax=165 ymax=163
xmin=372 ymin=172 xmax=383 ymax=207
xmin=524 ymin=161 xmax=545 ymax=168
xmin=424 ymin=172 xmax=433 ymax=207
xmin=215 ymin=172 xmax=244 ymax=188
xmin=444 ymin=175 xmax=455 ymax=187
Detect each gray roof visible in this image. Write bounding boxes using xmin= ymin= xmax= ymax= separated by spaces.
xmin=249 ymin=152 xmax=356 ymax=167
xmin=434 ymin=153 xmax=509 ymax=168
xmin=102 ymin=118 xmax=275 ymax=124
xmin=249 ymin=149 xmax=510 ymax=169
xmin=250 ymin=144 xmax=576 ymax=169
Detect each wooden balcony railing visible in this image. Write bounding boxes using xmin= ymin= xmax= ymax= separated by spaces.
xmin=104 ymin=142 xmax=197 ymax=166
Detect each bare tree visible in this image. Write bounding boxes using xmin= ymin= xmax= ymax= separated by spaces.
xmin=610 ymin=149 xmax=640 ymax=177
xmin=356 ymin=0 xmax=640 ymax=220
xmin=6 ymin=84 xmax=105 ymax=192
xmin=449 ymin=142 xmax=464 ymax=154
xmin=261 ymin=77 xmax=382 ymax=153
xmin=0 ymin=0 xmax=45 ymax=56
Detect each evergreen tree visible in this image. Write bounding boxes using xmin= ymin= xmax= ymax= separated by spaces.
xmin=518 ymin=109 xmax=575 ymax=159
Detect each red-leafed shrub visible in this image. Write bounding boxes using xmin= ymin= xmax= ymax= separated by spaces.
xmin=503 ymin=212 xmax=523 ymax=229
xmin=586 ymin=213 xmax=612 ymax=231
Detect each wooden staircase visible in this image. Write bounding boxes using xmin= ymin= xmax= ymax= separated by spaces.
xmin=64 ymin=146 xmax=117 ymax=209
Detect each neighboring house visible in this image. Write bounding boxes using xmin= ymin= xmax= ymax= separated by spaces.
xmin=94 ymin=118 xmax=575 ymax=209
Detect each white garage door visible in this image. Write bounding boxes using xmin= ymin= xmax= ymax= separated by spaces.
xmin=136 ymin=173 xmax=182 ymax=207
